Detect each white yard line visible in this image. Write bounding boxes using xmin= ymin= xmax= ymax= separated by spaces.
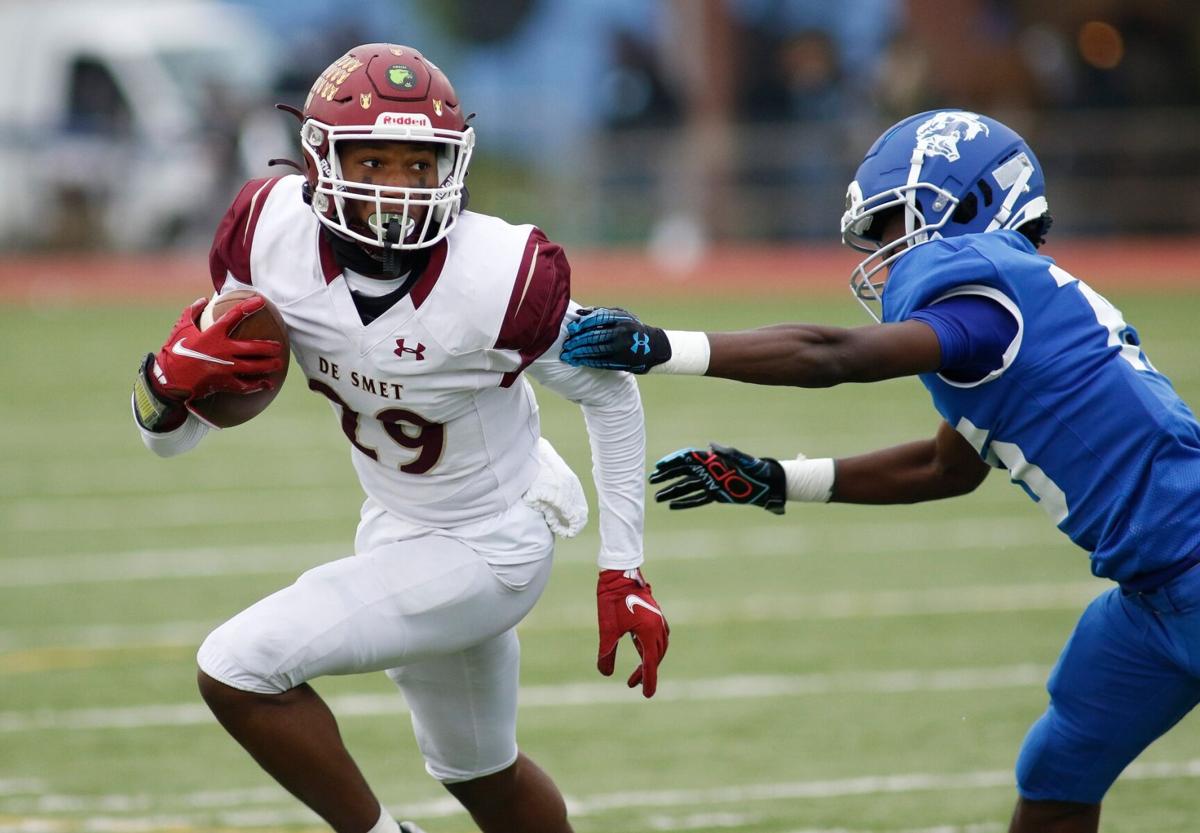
xmin=0 ymin=622 xmax=216 ymax=653
xmin=0 ymin=577 xmax=1103 ymax=655
xmin=645 ymin=810 xmax=763 ymax=830
xmin=565 ymin=770 xmax=1016 ymax=814
xmin=779 ymin=825 xmax=1004 ymax=833
xmin=5 ymin=493 xmax=353 ymax=533
xmin=568 ymin=757 xmax=1200 ymax=816
xmin=647 ymin=516 xmax=1059 ymax=558
xmin=2 ymin=758 xmax=1200 ymax=830
xmin=1 ymin=516 xmax=1069 ymax=588
xmin=0 ymin=544 xmax=338 ymax=588
xmin=0 ymin=664 xmax=1049 ymax=733
xmin=608 ymin=579 xmax=1104 ymax=625
xmin=0 ymin=779 xmax=46 ymax=796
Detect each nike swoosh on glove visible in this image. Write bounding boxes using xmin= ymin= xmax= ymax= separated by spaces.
xmin=596 ymin=568 xmax=669 ymax=698
xmin=151 ymin=296 xmax=285 ymax=405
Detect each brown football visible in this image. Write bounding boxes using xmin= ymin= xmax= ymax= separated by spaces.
xmin=188 ymin=290 xmax=289 ymax=428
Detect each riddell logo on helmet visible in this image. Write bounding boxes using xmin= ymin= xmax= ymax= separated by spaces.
xmin=376 ymin=113 xmax=432 ymax=128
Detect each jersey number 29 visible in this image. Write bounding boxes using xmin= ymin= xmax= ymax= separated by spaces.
xmin=308 ymin=380 xmax=445 ymax=474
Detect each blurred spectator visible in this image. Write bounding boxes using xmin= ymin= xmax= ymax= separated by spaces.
xmin=14 ymin=0 xmax=1200 ymax=251
xmin=875 ymin=0 xmax=1038 ymax=119
xmin=425 ymin=0 xmax=663 ymax=166
xmin=734 ymin=27 xmax=845 ymax=124
xmin=229 ymin=0 xmax=411 ymax=112
xmin=731 ymin=0 xmax=901 ymax=111
xmin=1044 ymin=2 xmax=1199 ymax=108
xmin=601 ymin=28 xmax=682 ymax=131
xmin=421 ymin=0 xmax=542 ymax=45
xmin=776 ymin=29 xmax=845 ymax=122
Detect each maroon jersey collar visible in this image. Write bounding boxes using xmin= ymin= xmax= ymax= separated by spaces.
xmin=317 ymin=232 xmax=447 ymax=311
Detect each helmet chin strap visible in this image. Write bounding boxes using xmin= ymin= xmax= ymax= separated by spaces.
xmin=382 ymin=218 xmax=403 ymax=276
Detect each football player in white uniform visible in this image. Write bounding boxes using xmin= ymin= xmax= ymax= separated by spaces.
xmin=129 ymin=43 xmax=669 ymax=833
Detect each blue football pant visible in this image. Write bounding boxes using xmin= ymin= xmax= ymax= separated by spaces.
xmin=1016 ymin=564 xmax=1200 ymax=803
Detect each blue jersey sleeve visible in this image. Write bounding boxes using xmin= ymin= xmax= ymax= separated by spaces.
xmin=909 ymin=294 xmax=1018 ymax=384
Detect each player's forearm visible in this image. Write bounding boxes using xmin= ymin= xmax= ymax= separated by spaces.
xmin=703 ymin=325 xmax=860 ymax=387
xmin=642 ymin=320 xmax=941 ymax=385
xmin=831 ymin=440 xmax=981 ymax=504
xmin=581 ymin=387 xmax=647 ymax=570
xmin=534 ymin=354 xmax=648 ymax=568
xmin=645 ymin=325 xmax=849 ymax=385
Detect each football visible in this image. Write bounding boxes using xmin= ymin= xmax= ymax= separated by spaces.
xmin=188 ymin=290 xmax=290 ymax=428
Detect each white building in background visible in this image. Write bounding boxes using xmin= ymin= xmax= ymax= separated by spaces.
xmin=0 ymin=0 xmax=287 ymax=251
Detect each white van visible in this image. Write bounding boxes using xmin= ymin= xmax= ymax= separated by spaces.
xmin=0 ymin=0 xmax=284 ymax=250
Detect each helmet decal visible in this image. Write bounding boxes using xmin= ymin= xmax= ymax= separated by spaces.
xmin=914 ymin=111 xmax=989 ymax=162
xmin=307 ymin=54 xmax=365 ymax=108
xmin=387 ymin=65 xmax=417 ymax=89
xmin=359 ymin=93 xmax=372 ymax=109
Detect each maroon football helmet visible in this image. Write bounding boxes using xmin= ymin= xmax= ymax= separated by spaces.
xmin=299 ymin=43 xmax=474 ymax=250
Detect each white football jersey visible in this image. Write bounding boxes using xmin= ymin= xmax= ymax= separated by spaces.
xmin=210 ymin=175 xmax=571 ymax=527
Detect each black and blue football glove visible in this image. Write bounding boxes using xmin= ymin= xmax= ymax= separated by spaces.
xmin=560 ymin=307 xmax=671 ymax=374
xmin=650 ymin=443 xmax=786 ymax=514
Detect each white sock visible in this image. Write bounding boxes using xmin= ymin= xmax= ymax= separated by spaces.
xmin=365 ymin=805 xmax=401 ymax=833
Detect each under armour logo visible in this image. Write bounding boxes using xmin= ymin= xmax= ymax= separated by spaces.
xmin=394 ymin=339 xmax=426 ymax=360
xmin=631 ymin=333 xmax=650 ymax=355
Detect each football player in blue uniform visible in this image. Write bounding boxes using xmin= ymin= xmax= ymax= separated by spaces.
xmin=560 ymin=110 xmax=1200 ymax=832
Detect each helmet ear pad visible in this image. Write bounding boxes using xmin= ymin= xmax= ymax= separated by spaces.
xmin=951 ymin=192 xmax=977 ymax=225
xmin=950 ymin=177 xmax=996 ymax=226
xmin=949 ymin=174 xmax=1050 ymax=246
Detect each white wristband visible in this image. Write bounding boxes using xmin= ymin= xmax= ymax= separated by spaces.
xmin=779 ymin=455 xmax=835 ymax=502
xmin=650 ymin=330 xmax=711 ymax=375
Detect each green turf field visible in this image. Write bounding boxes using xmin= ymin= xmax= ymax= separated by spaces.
xmin=3 ymin=291 xmax=1199 ymax=833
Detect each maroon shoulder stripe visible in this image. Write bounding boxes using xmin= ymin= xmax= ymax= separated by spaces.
xmin=496 ymin=229 xmax=572 ymax=387
xmin=208 ymin=177 xmax=283 ymax=290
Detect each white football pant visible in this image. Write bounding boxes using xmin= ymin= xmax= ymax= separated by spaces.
xmin=197 ymin=500 xmax=555 ymax=782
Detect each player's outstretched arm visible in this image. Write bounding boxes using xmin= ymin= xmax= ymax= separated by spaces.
xmin=651 ymin=422 xmax=989 ymax=512
xmin=828 ymin=420 xmax=990 ymax=503
xmin=529 ymin=336 xmax=670 ymax=697
xmin=561 ymin=306 xmax=943 ymax=386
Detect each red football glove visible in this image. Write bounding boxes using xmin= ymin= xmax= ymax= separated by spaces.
xmin=596 ymin=568 xmax=669 ymax=698
xmin=150 ymin=296 xmax=284 ymax=405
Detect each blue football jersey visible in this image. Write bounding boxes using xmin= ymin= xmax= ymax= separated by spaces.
xmin=882 ymin=231 xmax=1200 ymax=583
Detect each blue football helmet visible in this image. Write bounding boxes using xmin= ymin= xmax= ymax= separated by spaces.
xmin=841 ymin=110 xmax=1049 ymax=320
